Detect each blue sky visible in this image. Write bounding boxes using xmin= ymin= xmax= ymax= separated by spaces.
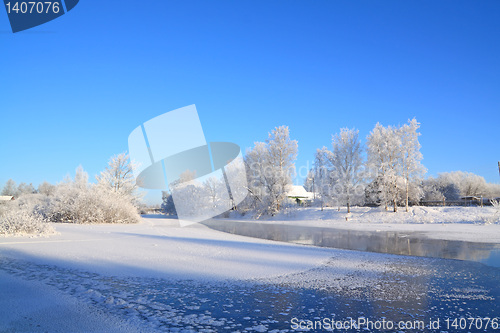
xmin=1 ymin=0 xmax=499 ymax=203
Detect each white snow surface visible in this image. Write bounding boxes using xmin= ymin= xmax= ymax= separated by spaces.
xmin=0 ymin=216 xmax=338 ymax=281
xmin=0 ymin=215 xmax=402 ymax=332
xmin=228 ymin=206 xmax=500 ymax=243
xmin=0 ymin=270 xmax=144 ymax=333
xmin=0 ymin=212 xmax=499 ymax=332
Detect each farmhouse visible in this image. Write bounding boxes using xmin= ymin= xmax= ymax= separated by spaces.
xmin=0 ymin=196 xmax=14 ymax=203
xmin=287 ymin=185 xmax=314 ymax=205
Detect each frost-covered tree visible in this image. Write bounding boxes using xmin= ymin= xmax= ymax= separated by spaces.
xmin=330 ymin=128 xmax=364 ymax=213
xmin=1 ymin=179 xmax=17 ymax=196
xmin=423 ymin=176 xmax=460 ymax=202
xmin=74 ymin=165 xmax=89 ymax=189
xmin=96 ymin=152 xmax=138 ymax=199
xmin=303 ymin=169 xmax=315 ymax=193
xmin=311 ymin=147 xmax=332 ymax=210
xmin=38 ymin=181 xmax=56 ymax=196
xmin=488 ymin=183 xmax=500 ymax=198
xmin=170 ymin=181 xmax=205 ymax=218
xmin=428 ymin=171 xmax=488 ymax=199
xmin=16 ymin=182 xmax=37 ymax=196
xmin=367 ymin=123 xmax=401 ymax=211
xmin=460 ymin=173 xmax=488 ymax=197
xmin=365 ymin=174 xmax=385 ymax=205
xmin=161 ymin=191 xmax=177 ymax=216
xmin=203 ymin=176 xmax=227 ymax=211
xmin=167 ymin=169 xmax=231 ymax=219
xmin=245 ymin=142 xmax=269 ymax=214
xmin=266 ymin=125 xmax=299 ymax=211
xmin=422 ymin=178 xmax=446 ymax=202
xmin=398 ymin=119 xmax=426 ymax=211
xmin=244 ymin=126 xmax=298 ymax=216
xmin=367 ymin=119 xmax=426 ymax=212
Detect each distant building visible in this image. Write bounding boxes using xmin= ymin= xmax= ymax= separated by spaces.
xmin=460 ymin=196 xmax=481 ymax=201
xmin=460 ymin=196 xmax=494 ymax=206
xmin=0 ymin=196 xmax=14 ymax=203
xmin=287 ymin=186 xmax=314 ymax=205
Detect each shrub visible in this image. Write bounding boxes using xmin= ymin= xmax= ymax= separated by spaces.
xmin=0 ymin=198 xmax=55 ymax=236
xmin=45 ymin=183 xmax=140 ymax=224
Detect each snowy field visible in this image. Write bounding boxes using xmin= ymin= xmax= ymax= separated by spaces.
xmin=0 ymin=215 xmax=499 ymax=332
xmin=227 ymin=206 xmax=500 ymax=243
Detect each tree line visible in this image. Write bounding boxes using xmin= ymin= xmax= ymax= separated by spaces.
xmin=237 ymin=118 xmax=500 ymax=217
xmin=3 ymin=121 xmax=499 ymax=227
xmin=0 ymin=153 xmax=141 ymax=235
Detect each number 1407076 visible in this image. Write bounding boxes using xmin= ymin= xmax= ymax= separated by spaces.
xmin=5 ymin=2 xmax=61 ymax=14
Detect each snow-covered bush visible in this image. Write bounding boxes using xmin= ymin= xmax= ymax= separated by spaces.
xmin=46 ymin=186 xmax=140 ymax=224
xmin=78 ymin=186 xmax=140 ymax=224
xmin=485 ymin=200 xmax=500 ymax=224
xmin=45 ymin=167 xmax=140 ymax=224
xmin=2 ymin=161 xmax=141 ymax=227
xmin=274 ymin=201 xmax=298 ymax=219
xmin=0 ymin=195 xmax=54 ymax=236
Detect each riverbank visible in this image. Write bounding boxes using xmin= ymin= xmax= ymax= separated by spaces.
xmin=224 ymin=206 xmax=500 ymax=243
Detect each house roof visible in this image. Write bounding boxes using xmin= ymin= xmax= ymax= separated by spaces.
xmin=287 ymin=185 xmax=314 ymax=199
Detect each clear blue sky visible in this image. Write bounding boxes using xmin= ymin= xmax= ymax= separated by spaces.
xmin=1 ymin=0 xmax=499 ymax=203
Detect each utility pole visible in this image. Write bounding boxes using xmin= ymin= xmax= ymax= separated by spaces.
xmin=498 ymin=161 xmax=500 ymax=176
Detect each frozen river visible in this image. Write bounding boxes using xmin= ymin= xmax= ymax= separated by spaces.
xmin=203 ymin=220 xmax=500 ymax=268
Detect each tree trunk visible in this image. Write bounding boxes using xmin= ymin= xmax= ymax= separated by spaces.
xmin=312 ymin=178 xmax=315 ymax=200
xmin=405 ymin=178 xmax=409 ymax=212
xmin=393 ymin=180 xmax=398 ymax=212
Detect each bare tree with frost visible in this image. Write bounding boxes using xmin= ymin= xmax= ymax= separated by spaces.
xmin=96 ymin=152 xmax=139 ymax=200
xmin=367 ymin=123 xmax=401 ymax=211
xmin=312 ymin=147 xmax=332 ymax=211
xmin=399 ymin=118 xmax=426 ymax=211
xmin=330 ymin=128 xmax=364 ymax=213
xmin=244 ymin=126 xmax=298 ymax=216
xmin=1 ymin=179 xmax=17 ymax=196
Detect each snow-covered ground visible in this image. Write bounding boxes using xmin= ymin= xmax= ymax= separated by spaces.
xmin=226 ymin=206 xmax=500 ymax=243
xmin=0 ymin=217 xmax=369 ymax=332
xmin=1 ymin=214 xmax=499 ymax=332
xmin=0 ymin=217 xmax=340 ymax=280
xmin=0 ymin=270 xmax=144 ymax=333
